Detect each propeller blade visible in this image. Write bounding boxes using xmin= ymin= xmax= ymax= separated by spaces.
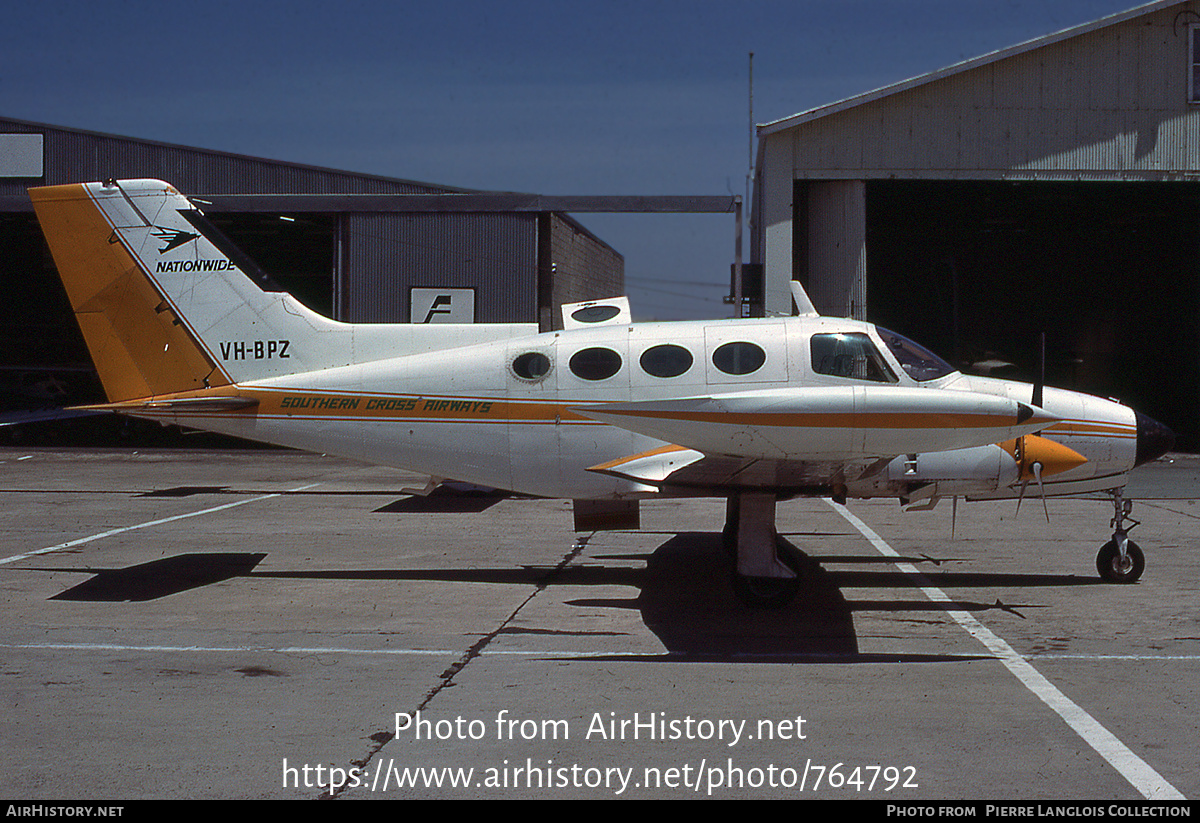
xmin=1032 ymin=332 xmax=1045 ymax=410
xmin=1033 ymin=461 xmax=1050 ymax=523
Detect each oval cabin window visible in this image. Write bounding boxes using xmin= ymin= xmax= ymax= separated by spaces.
xmin=640 ymin=344 xmax=693 ymax=378
xmin=568 ymin=347 xmax=622 ymax=381
xmin=570 ymin=305 xmax=622 ymax=324
xmin=712 ymin=341 xmax=766 ymax=375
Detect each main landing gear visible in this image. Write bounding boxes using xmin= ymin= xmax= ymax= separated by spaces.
xmin=1097 ymin=488 xmax=1145 ymax=583
xmin=724 ymin=493 xmax=799 ymax=608
xmin=722 ymin=486 xmax=1150 ymax=603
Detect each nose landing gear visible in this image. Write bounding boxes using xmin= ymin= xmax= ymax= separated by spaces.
xmin=1097 ymin=489 xmax=1145 ymax=583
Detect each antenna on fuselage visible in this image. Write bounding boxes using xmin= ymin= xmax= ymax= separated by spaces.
xmin=790 ymin=281 xmax=819 ymax=316
xmin=1032 ymin=331 xmax=1045 ymax=408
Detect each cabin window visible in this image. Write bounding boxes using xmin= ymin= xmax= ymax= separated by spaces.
xmin=810 ymin=333 xmax=897 ymax=382
xmin=571 ymin=305 xmax=622 ymax=324
xmin=511 ymin=351 xmax=551 ymax=381
xmin=712 ymin=341 xmax=766 ymax=375
xmin=639 ymin=344 xmax=693 ymax=378
xmin=876 ymin=328 xmax=955 ymax=382
xmin=569 ymin=347 xmax=622 ymax=381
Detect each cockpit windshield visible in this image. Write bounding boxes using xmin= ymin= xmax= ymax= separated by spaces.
xmin=876 ymin=328 xmax=956 ymax=382
xmin=811 ymin=333 xmax=898 ymax=383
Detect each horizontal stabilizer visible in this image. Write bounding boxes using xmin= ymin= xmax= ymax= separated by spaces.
xmin=78 ymin=395 xmax=258 ymax=413
xmin=573 ymin=386 xmax=1057 ymax=460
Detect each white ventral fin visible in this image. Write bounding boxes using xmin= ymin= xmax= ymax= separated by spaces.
xmin=587 ymin=445 xmax=705 ymax=485
xmin=561 ymin=296 xmax=631 ymax=330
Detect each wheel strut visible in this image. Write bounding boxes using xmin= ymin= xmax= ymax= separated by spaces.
xmin=1097 ymin=488 xmax=1145 ymax=583
xmin=725 ymin=492 xmax=799 ymax=608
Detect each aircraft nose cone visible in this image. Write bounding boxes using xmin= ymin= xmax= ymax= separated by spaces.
xmin=1135 ymin=412 xmax=1175 ymax=468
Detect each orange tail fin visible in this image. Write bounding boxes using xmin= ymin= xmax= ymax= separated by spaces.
xmin=29 ymin=182 xmax=229 ymax=403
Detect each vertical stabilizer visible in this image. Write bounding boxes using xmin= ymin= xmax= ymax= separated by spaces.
xmin=30 ymin=179 xmax=538 ymax=403
xmin=29 ymin=181 xmax=233 ymax=402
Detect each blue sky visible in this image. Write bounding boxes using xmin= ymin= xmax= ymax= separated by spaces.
xmin=1 ymin=0 xmax=1144 ymax=318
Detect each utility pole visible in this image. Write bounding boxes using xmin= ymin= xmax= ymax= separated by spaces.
xmin=733 ymin=52 xmax=754 ymax=319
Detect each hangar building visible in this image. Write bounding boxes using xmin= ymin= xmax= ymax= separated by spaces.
xmin=0 ymin=117 xmax=623 ymax=426
xmin=754 ymin=0 xmax=1200 ymax=448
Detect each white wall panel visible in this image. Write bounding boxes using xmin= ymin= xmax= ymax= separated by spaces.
xmin=771 ymin=3 xmax=1200 ymax=182
xmin=0 ymin=134 xmax=42 ymax=177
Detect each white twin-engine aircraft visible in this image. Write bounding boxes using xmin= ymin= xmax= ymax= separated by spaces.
xmin=29 ymin=179 xmax=1175 ymax=607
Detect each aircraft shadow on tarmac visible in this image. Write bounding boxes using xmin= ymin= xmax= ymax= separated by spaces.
xmin=46 ymin=553 xmax=268 ymax=601
xmin=373 ymin=488 xmax=509 ymax=514
xmin=34 ymin=532 xmax=1099 ymax=661
xmin=561 ymin=532 xmax=1095 ymax=662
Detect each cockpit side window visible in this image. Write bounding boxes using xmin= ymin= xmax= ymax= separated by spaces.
xmin=876 ymin=328 xmax=955 ymax=382
xmin=810 ymin=333 xmax=898 ymax=383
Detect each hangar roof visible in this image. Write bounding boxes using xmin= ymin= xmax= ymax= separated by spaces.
xmin=759 ymin=0 xmax=1184 ymax=136
xmin=0 ymin=115 xmax=471 ymax=199
xmin=0 ymin=116 xmax=732 ymax=219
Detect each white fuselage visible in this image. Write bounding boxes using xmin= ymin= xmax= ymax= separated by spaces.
xmin=139 ymin=314 xmax=1139 ymax=502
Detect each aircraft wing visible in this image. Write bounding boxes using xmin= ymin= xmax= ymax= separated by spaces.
xmin=572 ymin=385 xmax=1054 ymax=462
xmin=587 ymin=444 xmax=874 ymax=492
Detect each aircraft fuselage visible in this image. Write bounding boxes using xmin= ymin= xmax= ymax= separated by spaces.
xmin=131 ymin=314 xmax=1145 ymax=503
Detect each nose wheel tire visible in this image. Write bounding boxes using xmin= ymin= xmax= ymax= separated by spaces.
xmin=1096 ymin=539 xmax=1144 ymax=583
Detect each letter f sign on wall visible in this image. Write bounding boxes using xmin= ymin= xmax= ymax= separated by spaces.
xmin=410 ymin=288 xmax=476 ymax=323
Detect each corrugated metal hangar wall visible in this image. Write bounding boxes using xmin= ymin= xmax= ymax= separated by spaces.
xmin=0 ymin=119 xmax=622 ymax=438
xmin=755 ymin=0 xmax=1200 ymax=448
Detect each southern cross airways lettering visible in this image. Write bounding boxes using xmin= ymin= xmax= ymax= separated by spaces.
xmin=276 ymin=396 xmax=494 ymax=415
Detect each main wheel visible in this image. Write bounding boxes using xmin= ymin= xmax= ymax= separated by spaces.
xmin=1096 ymin=539 xmax=1145 ymax=583
xmin=732 ymin=572 xmax=799 ymax=609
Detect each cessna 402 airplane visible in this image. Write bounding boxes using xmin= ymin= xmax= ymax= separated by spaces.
xmin=28 ymin=179 xmax=1175 ymax=607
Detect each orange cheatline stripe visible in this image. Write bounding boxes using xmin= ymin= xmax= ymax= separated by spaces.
xmin=101 ymin=388 xmax=604 ymax=424
xmin=98 ymin=387 xmax=1072 ymax=431
xmin=1045 ymin=420 xmax=1136 ymax=437
xmin=593 ymin=408 xmax=1041 ymax=429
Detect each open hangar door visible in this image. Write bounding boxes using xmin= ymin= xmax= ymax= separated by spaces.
xmin=864 ymin=179 xmax=1200 ymax=451
xmin=207 ymin=212 xmax=337 ymax=319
